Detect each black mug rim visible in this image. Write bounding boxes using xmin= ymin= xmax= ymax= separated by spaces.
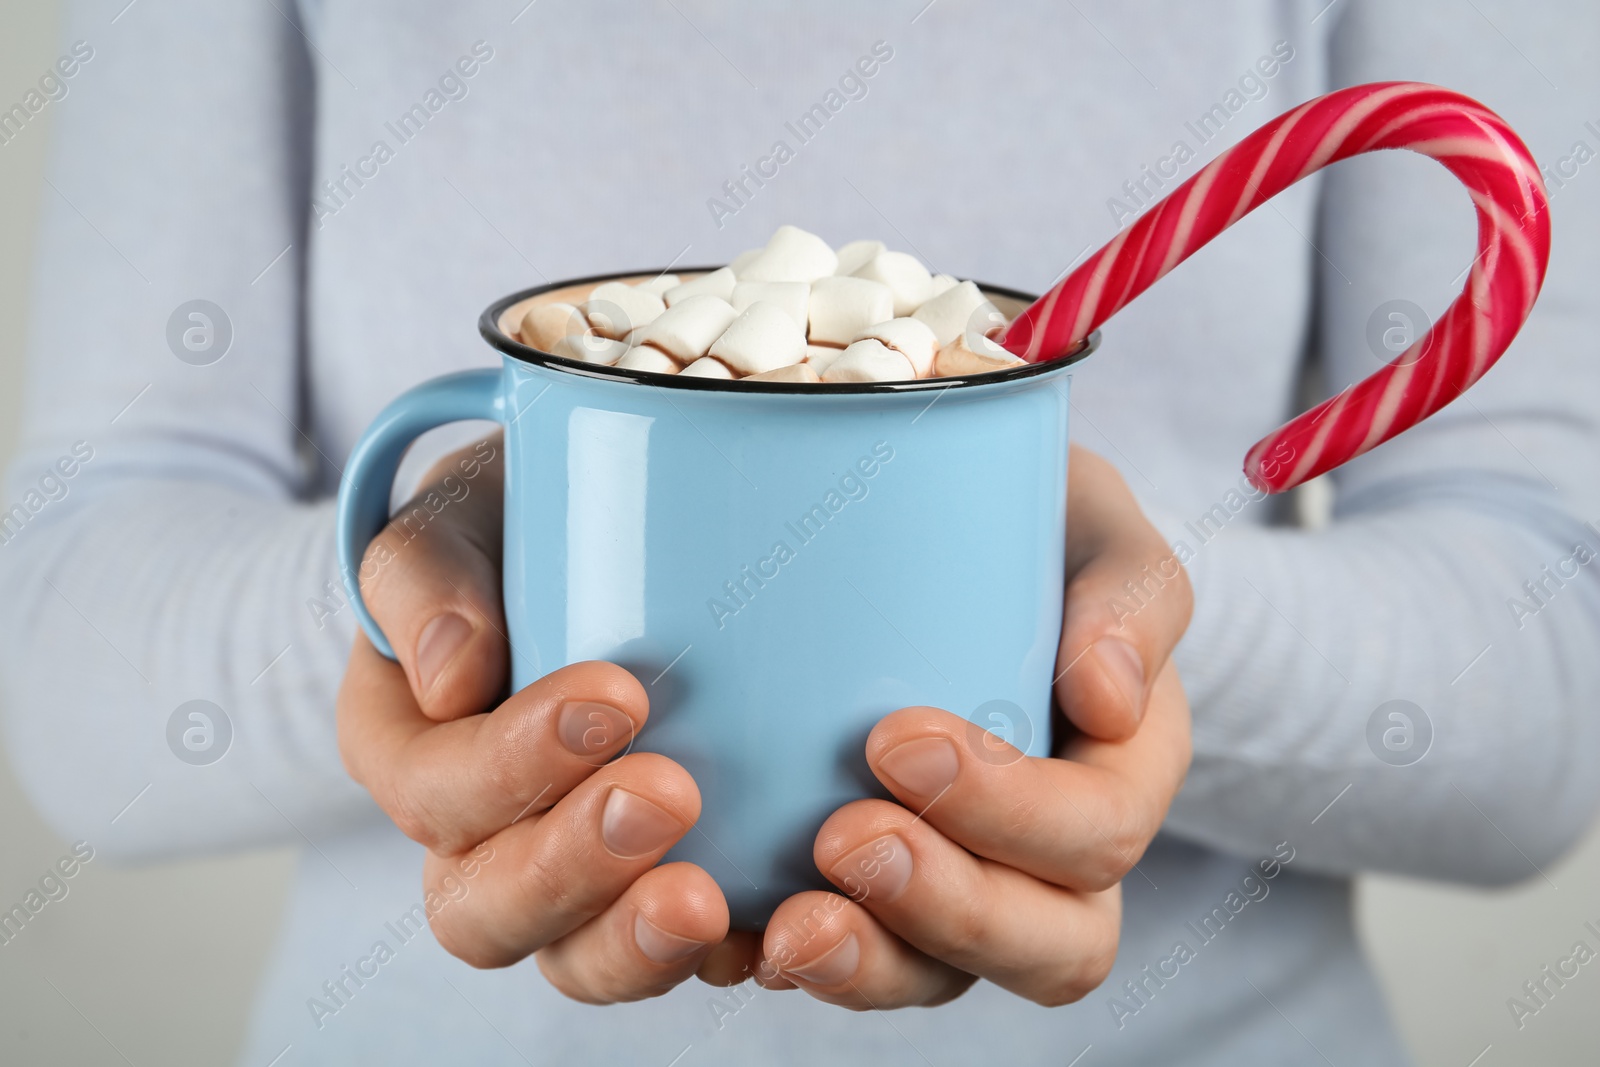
xmin=479 ymin=268 xmax=1098 ymax=394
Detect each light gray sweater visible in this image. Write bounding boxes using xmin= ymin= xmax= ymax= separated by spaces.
xmin=4 ymin=1 xmax=1599 ymax=1063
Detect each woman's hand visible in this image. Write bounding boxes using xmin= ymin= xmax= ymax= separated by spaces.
xmin=336 ymin=437 xmax=1189 ymax=1010
xmin=749 ymin=446 xmax=1194 ymax=1008
xmin=336 ymin=437 xmax=730 ymax=1002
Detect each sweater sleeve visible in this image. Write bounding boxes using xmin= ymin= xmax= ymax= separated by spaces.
xmin=1160 ymin=0 xmax=1600 ymax=886
xmin=0 ymin=0 xmax=383 ymax=861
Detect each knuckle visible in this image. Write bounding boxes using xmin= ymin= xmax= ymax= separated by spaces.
xmin=1074 ymin=926 xmax=1122 ymax=999
xmin=514 ymin=846 xmax=578 ymax=919
xmin=479 ymin=732 xmax=554 ymax=816
xmin=536 ymin=952 xmax=609 ymax=1006
xmin=930 ymin=875 xmax=991 ymax=968
xmin=1033 ymin=933 xmax=1118 ymax=1008
xmin=430 ymin=911 xmax=506 ymax=970
xmin=1001 ymin=792 xmax=1045 ymax=843
xmin=1082 ymin=824 xmax=1144 ymax=891
xmin=382 ymin=778 xmax=446 ymax=852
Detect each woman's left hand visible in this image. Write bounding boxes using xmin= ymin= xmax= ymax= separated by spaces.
xmin=705 ymin=446 xmax=1194 ymax=1008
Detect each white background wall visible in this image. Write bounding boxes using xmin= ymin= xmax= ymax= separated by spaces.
xmin=1 ymin=2 xmax=1597 ymax=1063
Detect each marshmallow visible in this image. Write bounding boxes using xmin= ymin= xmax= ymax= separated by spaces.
xmin=833 ymin=239 xmax=885 ymax=277
xmin=739 ymin=225 xmax=838 ymax=283
xmin=963 ymin=302 xmax=1010 ymax=352
xmin=519 ymin=301 xmax=585 ymax=351
xmin=664 ymin=267 xmax=736 ymax=306
xmin=746 ymin=363 xmax=821 ymax=384
xmin=853 ymin=317 xmax=939 ymax=378
xmin=912 ymin=280 xmax=997 ymax=346
xmin=729 ymin=247 xmax=762 ymax=276
xmin=632 ymin=294 xmax=739 ymax=363
xmin=822 ymin=338 xmax=916 ymax=383
xmin=851 ymin=251 xmax=934 ymax=317
xmin=808 ymin=276 xmax=895 ymax=346
xmin=583 ymin=282 xmax=666 ymax=339
xmin=933 ymin=332 xmax=1025 ymax=377
xmin=709 ymin=301 xmax=807 ymax=375
xmin=804 ymin=344 xmax=845 ymax=377
xmin=634 ymin=274 xmax=681 ymax=296
xmin=927 ymin=273 xmax=959 ymax=299
xmin=615 ymin=346 xmax=682 ymax=374
xmin=552 ymin=331 xmax=630 ymax=366
xmin=730 ymin=281 xmax=809 ymax=332
xmin=680 ymin=356 xmax=736 ymax=379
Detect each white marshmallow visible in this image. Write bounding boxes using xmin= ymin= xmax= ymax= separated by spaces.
xmin=911 ymin=280 xmax=995 ymax=346
xmin=664 ymin=267 xmax=737 ymax=306
xmin=632 ymin=294 xmax=739 ymax=363
xmin=519 ymin=301 xmax=585 ymax=351
xmin=833 ymin=239 xmax=885 ymax=277
xmin=552 ymin=331 xmax=630 ymax=366
xmin=804 ymin=344 xmax=845 ymax=377
xmin=680 ymin=356 xmax=736 ymax=379
xmin=739 ymin=225 xmax=838 ymax=283
xmin=853 ymin=317 xmax=939 ymax=378
xmin=927 ymin=273 xmax=959 ymax=299
xmin=851 ymin=251 xmax=933 ymax=316
xmin=933 ymin=332 xmax=1024 ymax=377
xmin=729 ymin=247 xmax=762 ymax=276
xmin=709 ymin=301 xmax=807 ymax=375
xmin=964 ymin=302 xmax=1010 ymax=348
xmin=807 ymin=276 xmax=895 ymax=346
xmin=634 ymin=274 xmax=680 ymax=296
xmin=822 ymin=339 xmax=916 ymax=383
xmin=730 ymin=281 xmax=809 ymax=332
xmin=614 ymin=346 xmax=682 ymax=374
xmin=583 ymin=282 xmax=666 ymax=339
xmin=746 ymin=363 xmax=821 ymax=384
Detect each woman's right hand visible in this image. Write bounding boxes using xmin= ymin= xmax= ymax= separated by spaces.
xmin=335 ymin=435 xmax=730 ymax=1002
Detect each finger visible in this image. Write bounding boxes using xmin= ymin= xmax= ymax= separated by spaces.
xmin=864 ymin=681 xmax=1189 ymax=891
xmin=693 ymin=930 xmax=798 ymax=991
xmin=695 ymin=930 xmax=792 ymax=989
xmin=338 ymin=646 xmax=647 ymax=855
xmin=535 ymin=863 xmax=728 ymax=1004
xmin=763 ymin=891 xmax=973 ymax=1009
xmin=358 ymin=435 xmax=507 ymax=722
xmin=426 ymin=751 xmax=699 ymax=969
xmin=1056 ymin=445 xmax=1193 ymax=740
xmin=814 ymin=801 xmax=1122 ymax=1007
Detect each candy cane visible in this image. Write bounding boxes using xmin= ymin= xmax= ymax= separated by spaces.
xmin=999 ymin=82 xmax=1550 ymax=493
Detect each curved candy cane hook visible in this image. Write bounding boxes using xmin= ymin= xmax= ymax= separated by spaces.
xmin=1000 ymin=82 xmax=1551 ymax=492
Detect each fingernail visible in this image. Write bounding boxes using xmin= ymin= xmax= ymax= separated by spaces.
xmin=601 ymin=788 xmax=683 ymax=860
xmin=633 ymin=913 xmax=708 ymax=964
xmin=558 ymin=701 xmax=634 ymax=759
xmin=416 ymin=612 xmax=473 ymax=695
xmin=877 ymin=737 xmax=959 ymax=796
xmin=1093 ymin=637 xmax=1146 ymax=720
xmin=785 ymin=933 xmax=860 ymax=986
xmin=829 ymin=834 xmax=913 ymax=903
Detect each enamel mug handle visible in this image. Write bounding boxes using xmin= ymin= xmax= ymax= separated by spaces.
xmin=335 ymin=369 xmax=504 ymax=660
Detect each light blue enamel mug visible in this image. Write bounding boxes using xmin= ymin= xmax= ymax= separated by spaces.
xmin=336 ymin=270 xmax=1096 ymax=927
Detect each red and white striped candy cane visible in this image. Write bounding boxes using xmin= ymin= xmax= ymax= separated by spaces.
xmin=1000 ymin=82 xmax=1551 ymax=493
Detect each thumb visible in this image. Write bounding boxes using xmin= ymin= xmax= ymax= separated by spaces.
xmin=357 ymin=435 xmax=507 ymax=721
